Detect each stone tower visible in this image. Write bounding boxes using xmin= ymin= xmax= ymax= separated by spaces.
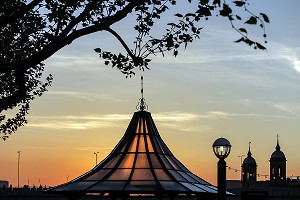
xmin=270 ymin=135 xmax=287 ymax=186
xmin=242 ymin=142 xmax=257 ymax=186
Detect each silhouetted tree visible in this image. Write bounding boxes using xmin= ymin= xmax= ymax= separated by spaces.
xmin=0 ymin=0 xmax=269 ymax=140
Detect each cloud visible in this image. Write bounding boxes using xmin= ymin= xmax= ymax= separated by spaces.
xmin=281 ymin=48 xmax=300 ymax=74
xmin=27 ymin=114 xmax=132 ymax=130
xmin=47 ymin=91 xmax=129 ymax=102
xmin=45 ymin=54 xmax=101 ymax=71
xmin=273 ymin=103 xmax=299 ymax=115
xmin=73 ymin=146 xmax=114 ymax=152
xmin=26 ymin=110 xmax=290 ymax=132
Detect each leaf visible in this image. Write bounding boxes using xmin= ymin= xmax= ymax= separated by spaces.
xmin=234 ymin=37 xmax=244 ymax=43
xmin=245 ymin=16 xmax=257 ymax=25
xmin=233 ymin=1 xmax=245 ymax=7
xmin=239 ymin=28 xmax=247 ymax=34
xmin=260 ymin=13 xmax=270 ymax=23
xmin=200 ymin=0 xmax=209 ymax=5
xmin=174 ymin=50 xmax=178 ymax=57
xmin=236 ymin=15 xmax=241 ymax=20
xmin=213 ymin=0 xmax=221 ymax=6
xmin=244 ymin=38 xmax=254 ymax=46
xmin=199 ymin=6 xmax=212 ymax=16
xmin=256 ymin=42 xmax=267 ymax=50
xmin=94 ymin=48 xmax=101 ymax=53
xmin=219 ymin=4 xmax=232 ymax=17
xmin=175 ymin=13 xmax=183 ymax=18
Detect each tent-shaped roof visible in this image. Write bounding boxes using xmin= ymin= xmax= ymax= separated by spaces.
xmin=47 ymin=110 xmax=219 ymax=199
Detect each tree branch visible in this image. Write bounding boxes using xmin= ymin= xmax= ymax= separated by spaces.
xmin=0 ymin=0 xmax=143 ymax=73
xmin=105 ymin=27 xmax=135 ymax=59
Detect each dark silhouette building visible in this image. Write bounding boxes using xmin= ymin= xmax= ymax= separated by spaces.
xmin=242 ymin=143 xmax=257 ymax=186
xmin=270 ymin=135 xmax=287 ymax=186
xmin=226 ymin=136 xmax=300 ymax=199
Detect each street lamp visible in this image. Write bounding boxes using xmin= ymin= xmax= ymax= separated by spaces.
xmin=238 ymin=155 xmax=245 ymax=181
xmin=17 ymin=151 xmax=21 ymax=188
xmin=213 ymin=137 xmax=231 ymax=200
xmin=94 ymin=151 xmax=99 ymax=166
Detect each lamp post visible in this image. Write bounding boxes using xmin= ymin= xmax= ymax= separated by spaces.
xmin=238 ymin=155 xmax=245 ymax=181
xmin=213 ymin=138 xmax=231 ymax=200
xmin=94 ymin=151 xmax=99 ymax=166
xmin=17 ymin=151 xmax=21 ymax=188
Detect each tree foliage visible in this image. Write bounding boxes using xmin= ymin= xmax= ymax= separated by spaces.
xmin=0 ymin=0 xmax=269 ymax=140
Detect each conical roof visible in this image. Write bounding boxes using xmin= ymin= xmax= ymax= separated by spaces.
xmin=48 ymin=110 xmax=219 ymax=198
xmin=243 ymin=142 xmax=256 ymax=165
xmin=271 ymin=135 xmax=286 ymax=160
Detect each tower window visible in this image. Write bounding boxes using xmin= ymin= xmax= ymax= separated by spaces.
xmin=279 ymin=167 xmax=281 ymax=177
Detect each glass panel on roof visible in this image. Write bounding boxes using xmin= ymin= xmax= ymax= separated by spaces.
xmin=135 ymin=119 xmax=140 ymax=133
xmin=194 ymin=184 xmax=217 ymax=193
xmin=168 ymin=170 xmax=186 ymax=182
xmin=128 ymin=135 xmax=138 ymax=152
xmin=181 ymin=182 xmax=206 ymax=192
xmin=155 ymin=137 xmax=167 ymax=154
xmin=159 ymin=155 xmax=172 ymax=169
xmin=139 ymin=119 xmax=144 ymax=133
xmin=157 ymin=138 xmax=172 ymax=155
xmin=143 ymin=119 xmax=148 ymax=133
xmin=89 ymin=181 xmax=127 ymax=191
xmin=131 ymin=169 xmax=154 ymax=180
xmin=170 ymin=156 xmax=189 ymax=172
xmin=159 ymin=181 xmax=187 ymax=191
xmin=187 ymin=172 xmax=209 ymax=184
xmin=138 ymin=135 xmax=146 ymax=152
xmin=135 ymin=153 xmax=150 ymax=168
xmin=125 ymin=181 xmax=158 ymax=191
xmin=165 ymin=156 xmax=180 ymax=170
xmin=206 ymin=185 xmax=218 ymax=191
xmin=146 ymin=135 xmax=154 ymax=152
xmin=53 ymin=181 xmax=97 ymax=191
xmin=120 ymin=144 xmax=127 ymax=152
xmin=153 ymin=136 xmax=162 ymax=153
xmin=119 ymin=153 xmax=135 ymax=168
xmin=103 ymin=154 xmax=121 ymax=168
xmin=150 ymin=154 xmax=162 ymax=168
xmin=154 ymin=169 xmax=172 ymax=180
xmin=178 ymin=171 xmax=197 ymax=183
xmin=84 ymin=169 xmax=111 ymax=181
xmin=107 ymin=169 xmax=131 ymax=180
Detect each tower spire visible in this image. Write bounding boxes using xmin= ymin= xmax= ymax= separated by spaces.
xmin=247 ymin=142 xmax=252 ymax=156
xmin=276 ymin=134 xmax=281 ymax=151
xmin=136 ymin=76 xmax=148 ymax=111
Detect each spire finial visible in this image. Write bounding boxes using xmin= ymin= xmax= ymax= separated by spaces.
xmin=276 ymin=134 xmax=281 ymax=151
xmin=247 ymin=142 xmax=252 ymax=156
xmin=136 ymin=76 xmax=148 ymax=111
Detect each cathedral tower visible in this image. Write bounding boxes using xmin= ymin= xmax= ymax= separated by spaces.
xmin=242 ymin=142 xmax=257 ymax=186
xmin=270 ymin=135 xmax=287 ymax=186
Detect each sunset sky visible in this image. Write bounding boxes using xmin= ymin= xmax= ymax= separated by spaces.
xmin=1 ymin=0 xmax=300 ymax=187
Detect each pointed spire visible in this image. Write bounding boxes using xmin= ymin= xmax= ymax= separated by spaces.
xmin=276 ymin=134 xmax=281 ymax=151
xmin=247 ymin=142 xmax=252 ymax=157
xmin=136 ymin=76 xmax=148 ymax=111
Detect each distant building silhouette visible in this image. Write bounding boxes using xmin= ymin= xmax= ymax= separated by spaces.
xmin=0 ymin=180 xmax=9 ymax=188
xmin=242 ymin=142 xmax=257 ymax=186
xmin=227 ymin=135 xmax=300 ymax=199
xmin=270 ymin=135 xmax=287 ymax=186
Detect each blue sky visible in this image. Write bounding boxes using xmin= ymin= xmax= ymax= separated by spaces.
xmin=1 ymin=0 xmax=299 ymax=186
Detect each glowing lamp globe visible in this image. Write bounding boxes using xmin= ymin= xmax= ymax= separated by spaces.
xmin=213 ymin=137 xmax=231 ymax=160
